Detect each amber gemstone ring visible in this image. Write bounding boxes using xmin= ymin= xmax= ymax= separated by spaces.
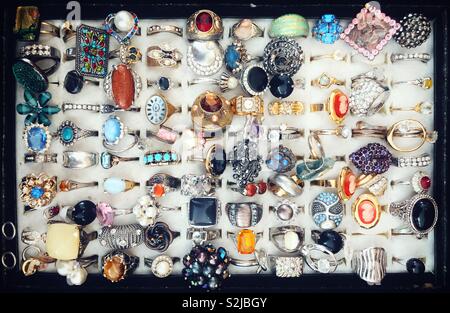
xmin=310 ymin=167 xmax=357 ymax=201
xmin=352 ymin=193 xmax=386 ymax=229
xmin=310 ymin=89 xmax=349 ymax=124
xmin=191 ymin=91 xmax=233 ymax=131
xmin=227 ymin=229 xmax=263 ymax=255
xmin=102 ymin=250 xmax=139 ymax=283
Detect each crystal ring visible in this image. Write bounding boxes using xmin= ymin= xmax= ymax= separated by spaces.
xmin=102 ymin=250 xmax=139 ymax=283
xmin=225 ymin=202 xmax=263 ymax=228
xmin=390 ymin=53 xmax=431 ymax=64
xmin=226 ymin=180 xmax=267 ymax=197
xmin=386 ymin=101 xmax=433 ymax=115
xmin=144 ymin=222 xmax=180 ymax=252
xmin=267 ymin=124 xmax=304 ymax=142
xmin=310 ymin=89 xmax=349 ymax=124
xmin=186 ymin=9 xmax=223 ymax=41
xmin=312 ymin=14 xmax=343 ymax=44
xmin=266 ymin=145 xmax=303 ymax=173
xmin=186 ymin=228 xmax=222 ymax=245
xmin=300 ymin=243 xmax=338 ymax=274
xmin=65 ymin=200 xmax=98 ymax=226
xmin=227 ymin=229 xmax=263 ymax=255
xmin=392 ymin=76 xmax=433 ymax=90
xmin=230 ymin=95 xmax=264 ymax=116
xmin=102 ymin=115 xmax=140 ymax=153
xmin=144 ymin=255 xmax=180 ymax=278
xmin=147 ymin=25 xmax=183 ymax=37
xmin=181 ymin=174 xmax=221 ymax=197
xmin=355 ymin=174 xmax=388 ymax=197
xmin=310 ymin=166 xmax=358 ymax=201
xmin=268 ymin=173 xmax=304 ymax=198
xmin=55 ymin=120 xmax=98 ymax=147
xmin=19 ymin=44 xmax=61 ymax=76
xmin=146 ymin=126 xmax=181 ymax=145
xmin=112 ymin=45 xmax=142 ymax=65
xmin=390 ymin=171 xmax=431 ymax=193
xmin=23 ymin=123 xmax=52 ymax=154
xmin=104 ymin=64 xmax=142 ymax=110
xmin=351 ymin=247 xmax=387 ymax=285
xmin=62 ymin=151 xmax=98 ymax=169
xmin=62 ymin=103 xmax=140 ymax=114
xmin=311 ymin=125 xmax=353 ymax=140
xmin=310 ymin=192 xmax=344 ymax=229
xmin=311 ymin=73 xmax=345 ymax=89
xmin=188 ymin=72 xmax=239 ymax=93
xmin=230 ymin=19 xmax=264 ymax=41
xmin=230 ymin=139 xmax=263 ymax=188
xmin=187 ymin=40 xmax=223 ymax=76
xmin=263 ymin=37 xmax=304 ymax=76
xmin=268 ymin=100 xmax=304 ymax=115
xmin=393 ymin=13 xmax=431 ymax=48
xmin=224 ymin=41 xmax=262 ymax=75
xmin=146 ymin=173 xmax=181 ymax=198
xmin=147 ymin=77 xmax=181 ymax=91
xmin=253 ymin=249 xmax=304 ymax=277
xmin=269 ymin=75 xmax=305 ymax=98
xmin=145 ymin=94 xmax=181 ymax=126
xmin=269 ymin=225 xmax=304 ymax=253
xmin=147 ymin=44 xmax=183 ymax=68
xmin=270 ymin=200 xmax=303 ymax=222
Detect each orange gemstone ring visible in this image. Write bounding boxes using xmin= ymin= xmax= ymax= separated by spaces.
xmin=102 ymin=250 xmax=139 ymax=283
xmin=191 ymin=91 xmax=233 ymax=131
xmin=228 ymin=229 xmax=263 ymax=255
xmin=146 ymin=173 xmax=181 ymax=198
xmin=310 ymin=167 xmax=357 ymax=201
xmin=352 ymin=193 xmax=386 ymax=229
xmin=310 ymin=89 xmax=349 ymax=124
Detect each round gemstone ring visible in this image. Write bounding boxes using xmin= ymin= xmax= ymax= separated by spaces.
xmin=144 ymin=255 xmax=179 ymax=278
xmin=186 ymin=9 xmax=223 ymax=41
xmin=310 ymin=167 xmax=357 ymax=201
xmin=147 ymin=77 xmax=181 ymax=91
xmin=390 ymin=171 xmax=431 ymax=193
xmin=56 ymin=120 xmax=98 ymax=147
xmin=240 ymin=64 xmax=269 ymax=96
xmin=352 ymin=193 xmax=385 ymax=229
xmin=23 ymin=123 xmax=52 ymax=153
xmin=145 ymin=94 xmax=181 ymax=125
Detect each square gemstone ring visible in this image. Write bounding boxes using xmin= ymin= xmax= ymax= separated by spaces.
xmin=188 ymin=197 xmax=221 ymax=227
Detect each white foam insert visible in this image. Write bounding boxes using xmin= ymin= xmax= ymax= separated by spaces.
xmin=16 ymin=17 xmax=435 ymax=278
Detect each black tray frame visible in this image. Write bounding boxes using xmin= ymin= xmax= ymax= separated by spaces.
xmin=1 ymin=0 xmax=449 ymax=293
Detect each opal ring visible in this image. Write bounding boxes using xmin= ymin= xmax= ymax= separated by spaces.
xmin=268 ymin=100 xmax=304 ymax=115
xmin=188 ymin=72 xmax=239 ymax=93
xmin=230 ymin=19 xmax=264 ymax=41
xmin=102 ymin=115 xmax=140 ymax=153
xmin=144 ymin=255 xmax=180 ymax=278
xmin=187 ymin=40 xmax=224 ymax=76
xmin=300 ymin=243 xmax=339 ymax=274
xmin=181 ymin=174 xmax=221 ymax=197
xmin=144 ymin=222 xmax=180 ymax=252
xmin=102 ymin=250 xmax=139 ymax=283
xmin=228 ymin=229 xmax=263 ymax=255
xmin=104 ymin=64 xmax=142 ymax=110
xmin=19 ymin=44 xmax=61 ymax=76
xmin=143 ymin=150 xmax=180 ymax=166
xmin=310 ymin=50 xmax=348 ymax=62
xmin=351 ymin=247 xmax=387 ymax=285
xmin=269 ymin=225 xmax=304 ymax=253
xmin=104 ymin=10 xmax=140 ymax=45
xmin=99 ymin=224 xmax=145 ymax=250
xmin=147 ymin=77 xmax=181 ymax=91
xmin=64 ymin=70 xmax=99 ymax=94
xmin=24 ymin=153 xmax=57 ymax=164
xmin=146 ymin=126 xmax=181 ymax=145
xmin=147 ymin=25 xmax=183 ymax=37
xmin=266 ymin=145 xmax=303 ymax=173
xmin=268 ymin=14 xmax=309 ymax=38
xmin=62 ymin=103 xmax=140 ymax=114
xmin=392 ymin=76 xmax=433 ymax=90
xmin=62 ymin=151 xmax=98 ymax=169
xmin=146 ymin=173 xmax=181 ymax=198
xmin=386 ymin=101 xmax=433 ymax=115
xmin=389 ymin=193 xmax=438 ymax=238
xmin=263 ymin=37 xmax=304 ymax=76
xmin=186 ymin=9 xmax=223 ymax=41
xmin=267 ymin=173 xmax=304 ymax=198
xmin=145 ymin=94 xmax=181 ymax=126
xmin=312 ymin=14 xmax=343 ymax=44
xmin=59 ymin=179 xmax=98 ymax=192
xmin=310 ymin=192 xmax=344 ymax=230
xmin=267 ymin=124 xmax=304 ymax=142
xmin=390 ymin=171 xmax=431 ymax=193
xmin=226 ymin=180 xmax=267 ymax=197
xmin=310 ymin=89 xmax=349 ymax=124
xmin=19 ymin=173 xmax=57 ymax=209
xmin=390 ymin=53 xmax=431 ymax=64
xmin=147 ymin=44 xmax=183 ymax=68
xmin=55 ymin=120 xmax=98 ymax=147
xmin=191 ymin=91 xmax=233 ymax=131
xmin=100 ymin=151 xmax=139 ymax=169
xmin=270 ymin=200 xmax=303 ymax=222
xmin=311 ymin=167 xmax=358 ymax=201
xmin=230 ymin=95 xmax=264 ymax=116
xmin=103 ymin=177 xmax=139 ymax=195
xmin=225 ymin=202 xmax=263 ymax=228
xmin=240 ymin=64 xmax=269 ymax=96
xmin=186 ymin=228 xmax=222 ymax=245
xmin=311 ymin=73 xmax=345 ymax=89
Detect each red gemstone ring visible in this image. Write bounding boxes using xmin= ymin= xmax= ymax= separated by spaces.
xmin=310 ymin=166 xmax=357 ymax=201
xmin=310 ymin=89 xmax=349 ymax=124
xmin=390 ymin=171 xmax=431 ymax=193
xmin=227 ymin=180 xmax=267 ymax=197
xmin=186 ymin=9 xmax=223 ymax=41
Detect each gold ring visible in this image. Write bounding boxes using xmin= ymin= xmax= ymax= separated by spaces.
xmin=230 ymin=95 xmax=264 ymax=116
xmin=311 ymin=73 xmax=345 ymax=89
xmin=146 ymin=45 xmax=182 ymax=67
xmin=268 ymin=100 xmax=304 ymax=115
xmin=352 ymin=193 xmax=387 ymax=229
xmin=310 ymin=50 xmax=348 ymax=62
xmin=186 ymin=9 xmax=223 ymax=41
xmin=310 ymin=167 xmax=357 ymax=201
xmin=310 ymin=89 xmax=349 ymax=124
xmin=386 ymin=119 xmax=437 ymax=152
xmin=191 ymin=91 xmax=233 ymax=131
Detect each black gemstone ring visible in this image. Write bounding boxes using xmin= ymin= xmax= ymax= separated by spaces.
xmin=144 ymin=222 xmax=180 ymax=252
xmin=64 ymin=70 xmax=99 ymax=94
xmin=240 ymin=64 xmax=269 ymax=96
xmin=147 ymin=77 xmax=181 ymax=91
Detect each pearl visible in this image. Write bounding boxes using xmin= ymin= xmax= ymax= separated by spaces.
xmin=114 ymin=10 xmax=134 ymax=32
xmin=155 ymin=260 xmax=171 ymax=276
xmin=56 ymin=260 xmax=76 ymax=276
xmin=67 ymin=268 xmax=88 ymax=286
xmin=227 ymin=76 xmax=239 ymax=89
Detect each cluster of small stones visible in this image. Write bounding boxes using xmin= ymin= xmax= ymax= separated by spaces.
xmin=22 ymin=44 xmax=51 ymax=56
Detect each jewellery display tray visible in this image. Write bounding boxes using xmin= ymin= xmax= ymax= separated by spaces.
xmin=1 ymin=0 xmax=449 ymax=292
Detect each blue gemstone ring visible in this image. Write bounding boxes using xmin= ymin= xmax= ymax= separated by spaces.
xmin=143 ymin=151 xmax=180 ymax=166
xmin=100 ymin=151 xmax=139 ymax=169
xmin=310 ymin=192 xmax=344 ymax=230
xmin=102 ymin=115 xmax=140 ymax=153
xmin=312 ymin=14 xmax=343 ymax=44
xmin=147 ymin=77 xmax=181 ymax=91
xmin=23 ymin=123 xmax=52 ymax=154
xmin=266 ymin=145 xmax=302 ymax=173
xmin=56 ymin=120 xmax=98 ymax=147
xmin=224 ymin=41 xmax=262 ymax=75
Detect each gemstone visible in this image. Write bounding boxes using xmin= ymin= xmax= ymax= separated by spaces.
xmin=60 ymin=126 xmax=74 ymax=143
xmin=420 ymin=176 xmax=431 ymax=190
xmin=342 ymin=171 xmax=356 ymax=198
xmin=257 ymin=182 xmax=267 ymax=194
xmin=269 ymin=14 xmax=309 ymax=38
xmin=245 ymin=184 xmax=257 ymax=196
xmin=158 ymin=77 xmax=170 ymax=91
xmin=100 ymin=152 xmax=112 ymax=169
xmin=195 ymin=11 xmax=213 ymax=32
xmin=103 ymin=256 xmax=126 ymax=282
xmin=331 ymin=91 xmax=349 ymax=118
xmin=13 ymin=59 xmax=48 ymax=93
xmin=296 ymin=157 xmax=335 ymax=181
xmin=317 ymin=230 xmax=343 ymax=254
xmin=102 ymin=116 xmax=122 ymax=144
xmin=152 ymin=184 xmax=165 ymax=197
xmin=284 ymin=231 xmax=301 ymax=250
xmin=217 ymin=247 xmax=227 ymax=260
xmin=269 ymin=75 xmax=294 ymax=99
xmin=27 ymin=126 xmax=48 ymax=152
xmin=70 ymin=200 xmax=97 ymax=226
xmin=246 ymin=66 xmax=268 ymax=93
xmin=225 ymin=45 xmax=240 ymax=71
xmin=406 ymin=258 xmax=425 ymax=275
xmin=357 ymin=199 xmax=377 ymax=227
xmin=411 ymin=198 xmax=436 ymax=232
xmin=30 ymin=186 xmax=44 ymax=199
xmin=111 ymin=64 xmax=135 ymax=109
xmin=277 ymin=204 xmax=294 ymax=221
xmin=237 ymin=229 xmax=256 ymax=254
xmin=76 ymin=24 xmax=109 ymax=78
xmin=422 ymin=77 xmax=432 ymax=89
xmin=208 ymin=145 xmax=227 ymax=176
xmin=14 ymin=6 xmax=40 ymax=41
xmin=59 ymin=181 xmax=70 ymax=192
xmin=104 ymin=177 xmax=126 ymax=194
xmin=64 ymin=70 xmax=84 ymax=94
xmin=200 ymin=93 xmax=223 ymax=113
xmin=189 ymin=197 xmax=219 ymax=227
xmin=46 ymin=223 xmax=80 ymax=260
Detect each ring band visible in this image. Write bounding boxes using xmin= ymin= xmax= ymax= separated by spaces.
xmin=146 ymin=126 xmax=181 ymax=145
xmin=226 ymin=203 xmax=263 ymax=228
xmin=390 ymin=53 xmax=431 ymax=64
xmin=62 ymin=103 xmax=141 ymax=114
xmin=59 ymin=179 xmax=98 ymax=192
xmin=268 ymin=100 xmax=304 ymax=115
xmin=268 ymin=174 xmax=304 ymax=198
xmin=19 ymin=44 xmax=61 ymax=76
xmin=352 ymin=247 xmax=387 ymax=285
xmin=1 ymin=252 xmax=17 ymax=270
xmin=311 ymin=73 xmax=345 ymax=89
xmin=310 ymin=50 xmax=348 ymax=62
xmin=186 ymin=228 xmax=222 ymax=245
xmin=62 ymin=151 xmax=98 ymax=169
xmin=40 ymin=21 xmax=60 ymax=38
xmin=24 ymin=153 xmax=57 ymax=163
xmin=147 ymin=25 xmax=183 ymax=37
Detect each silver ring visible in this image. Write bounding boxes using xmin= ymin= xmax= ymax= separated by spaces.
xmin=147 ymin=25 xmax=183 ymax=37
xmin=19 ymin=44 xmax=61 ymax=76
xmin=55 ymin=120 xmax=98 ymax=146
xmin=263 ymin=37 xmax=304 ymax=77
xmin=181 ymin=174 xmax=220 ymax=197
xmin=98 ymin=223 xmax=145 ymax=250
xmin=1 ymin=222 xmax=17 ymax=240
xmin=390 ymin=53 xmax=431 ymax=64
xmin=308 ymin=132 xmax=325 ymax=159
xmin=390 ymin=171 xmax=431 ymax=193
xmin=22 ymin=245 xmax=42 ymax=261
xmin=269 ymin=225 xmax=304 ymax=253
xmin=225 ymin=202 xmax=263 ymax=228
xmin=310 ymin=192 xmax=344 ymax=230
xmin=24 ymin=152 xmax=58 ymax=163
xmin=267 ymin=173 xmax=304 ymax=198
xmin=186 ymin=228 xmax=222 ymax=245
xmin=1 ymin=252 xmax=17 ymax=270
xmin=62 ymin=103 xmax=141 ymax=114
xmin=188 ymin=72 xmax=239 ymax=93
xmin=392 ymin=76 xmax=432 ymax=90
xmin=351 ymin=247 xmax=387 ymax=285
xmin=300 ymin=243 xmax=338 ymax=273
xmin=101 ymin=115 xmax=140 ymax=153
xmin=269 ymin=200 xmax=303 ymax=222
xmin=187 ymin=40 xmax=224 ymax=76
xmin=147 ymin=77 xmax=181 ymax=91
xmin=62 ymin=151 xmax=98 ymax=169
xmin=267 ymin=125 xmax=304 ymax=142
xmin=240 ymin=64 xmax=269 ymax=96
xmin=144 ymin=255 xmax=180 ymax=278
xmin=392 ymin=153 xmax=432 ymax=168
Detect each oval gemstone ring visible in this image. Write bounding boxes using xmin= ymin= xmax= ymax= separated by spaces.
xmin=145 ymin=94 xmax=181 ymax=126
xmin=102 ymin=115 xmax=140 ymax=153
xmin=55 ymin=120 xmax=98 ymax=147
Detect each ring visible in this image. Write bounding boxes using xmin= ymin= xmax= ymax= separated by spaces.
xmin=23 ymin=123 xmax=54 ymax=154
xmin=267 ymin=124 xmax=304 ymax=141
xmin=144 ymin=255 xmax=180 ymax=278
xmin=386 ymin=101 xmax=433 ymax=115
xmin=59 ymin=179 xmax=98 ymax=192
xmin=394 ymin=13 xmax=431 ymax=48
xmin=186 ymin=228 xmax=222 ymax=245
xmin=143 ymin=150 xmax=180 ymax=166
xmin=104 ymin=64 xmax=142 ymax=110
xmin=263 ymin=37 xmax=304 ymax=76
xmin=392 ymin=76 xmax=433 ymax=90
xmin=268 ymin=173 xmax=304 ymax=198
xmin=187 ymin=40 xmax=223 ymax=76
xmin=204 ymin=144 xmax=227 ymax=177
xmin=62 ymin=103 xmax=140 ymax=114
xmin=351 ymin=247 xmax=387 ymax=285
xmin=186 ymin=9 xmax=223 ymax=40
xmin=55 ymin=120 xmax=98 ymax=147
xmin=65 ymin=200 xmax=98 ymax=226
xmin=266 ymin=145 xmax=303 ymax=173
xmin=300 ymin=243 xmax=339 ymax=273
xmin=61 ymin=20 xmax=76 ymax=42
xmin=145 ymin=94 xmax=181 ymax=125
xmin=147 ymin=44 xmax=183 ymax=68
xmin=62 ymin=151 xmax=98 ymax=169
xmin=310 ymin=167 xmax=357 ymax=201
xmin=392 ymin=257 xmax=426 ymax=275
xmin=389 ymin=193 xmax=438 ymax=238
xmin=231 ymin=139 xmax=263 ymax=187
xmin=146 ymin=126 xmax=181 ymax=145
xmin=1 ymin=222 xmax=17 ymax=240
xmin=230 ymin=95 xmax=264 ymax=116
xmin=225 ymin=202 xmax=263 ymax=228
xmin=19 ymin=173 xmax=57 ymax=209
xmin=103 ymin=177 xmax=139 ymax=194
xmin=312 ymin=73 xmax=345 ymax=89
xmin=147 ymin=77 xmax=181 ymax=91
xmin=188 ymin=197 xmax=221 ymax=227
xmin=144 ymin=222 xmax=180 ymax=252
xmin=310 ymin=89 xmax=349 ymax=124
xmin=269 ymin=225 xmax=304 ymax=253
xmin=310 ymin=192 xmax=344 ymax=229
xmin=393 ymin=153 xmax=432 ymax=168
xmin=55 ymin=255 xmax=98 ymax=286
xmin=12 ymin=58 xmax=50 ymax=93
xmin=96 ymin=202 xmax=132 ymax=226
xmin=252 ymin=249 xmax=303 ymax=277
xmin=191 ymin=91 xmax=233 ymax=131
xmin=240 ymin=64 xmax=269 ymax=96
xmin=1 ymin=252 xmax=17 ymax=270
xmin=114 ymin=45 xmax=142 ymax=65
xmin=390 ymin=53 xmax=431 ymax=64
xmin=268 ymin=100 xmax=304 ymax=115
xmin=352 ymin=193 xmax=386 ymax=229
xmin=100 ymin=151 xmax=139 ymax=169
xmin=19 ymin=44 xmax=61 ymax=76
xmin=356 ymin=174 xmax=387 ymax=197
xmin=230 ymin=19 xmax=264 ymax=41
xmin=311 ymin=125 xmax=352 ymax=140
xmin=310 ymin=50 xmax=348 ymax=62
xmin=224 ymin=41 xmax=262 ymax=75
xmin=14 ymin=6 xmax=41 ymax=40
xmin=147 ymin=25 xmax=183 ymax=37
xmin=102 ymin=115 xmax=140 ymax=153
xmin=146 ymin=173 xmax=181 ymax=198
xmin=270 ymin=200 xmax=303 ymax=222
xmin=312 ymin=14 xmax=343 ymax=44
xmin=228 ymin=229 xmax=263 ymax=255
xmin=64 ymin=70 xmax=100 ymax=94
xmin=268 ymin=14 xmax=309 ymax=38
xmin=102 ymin=250 xmax=139 ymax=283
xmin=311 ymin=229 xmax=345 ymax=254
xmin=269 ymin=75 xmax=305 ymax=98
xmin=104 ymin=10 xmax=140 ymax=45
xmin=188 ymin=72 xmax=239 ymax=93
xmin=63 ymin=47 xmax=117 ymax=62
xmin=24 ymin=153 xmax=57 ymax=164
xmin=181 ymin=174 xmax=221 ymax=197
xmin=99 ymin=223 xmax=144 ymax=250
xmin=350 ymin=69 xmax=390 ymax=117
xmin=390 ymin=171 xmax=431 ymax=193
xmin=226 ymin=180 xmax=267 ymax=197
xmin=296 ymin=155 xmax=345 ymax=181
